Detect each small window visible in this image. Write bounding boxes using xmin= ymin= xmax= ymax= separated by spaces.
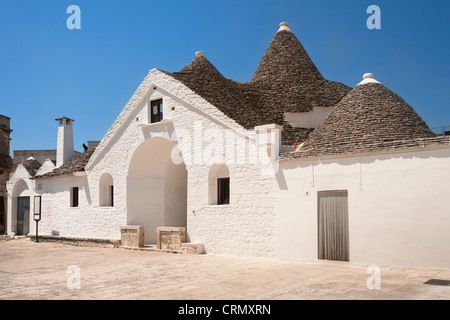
xmin=217 ymin=178 xmax=230 ymax=205
xmin=71 ymin=187 xmax=79 ymax=207
xmin=99 ymin=173 xmax=114 ymax=207
xmin=149 ymin=99 xmax=163 ymax=123
xmin=109 ymin=185 xmax=114 ymax=207
xmin=208 ymin=164 xmax=230 ymax=205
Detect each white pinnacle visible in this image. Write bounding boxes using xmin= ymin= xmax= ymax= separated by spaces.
xmin=277 ymin=22 xmax=292 ymax=33
xmin=195 ymin=51 xmax=206 ymax=58
xmin=357 ymin=73 xmax=381 ymax=86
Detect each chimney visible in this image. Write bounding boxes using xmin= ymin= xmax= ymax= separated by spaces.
xmin=55 ymin=117 xmax=74 ymax=167
xmin=0 ymin=115 xmax=12 ymax=157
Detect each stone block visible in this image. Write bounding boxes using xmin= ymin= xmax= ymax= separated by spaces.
xmin=157 ymin=227 xmax=185 ymax=251
xmin=121 ymin=225 xmax=144 ymax=248
xmin=181 ymin=242 xmax=205 ymax=254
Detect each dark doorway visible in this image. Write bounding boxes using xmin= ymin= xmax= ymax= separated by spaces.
xmin=17 ymin=197 xmax=30 ymax=236
xmin=0 ymin=196 xmax=6 ymax=234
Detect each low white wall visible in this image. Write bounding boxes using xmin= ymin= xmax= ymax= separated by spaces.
xmin=164 ymin=161 xmax=187 ymax=228
xmin=127 ymin=176 xmax=164 ymax=243
xmin=187 ymin=163 xmax=277 ymax=258
xmin=276 ymin=147 xmax=450 ymax=270
xmin=284 ymin=107 xmax=332 ymax=129
xmin=79 ymin=70 xmax=278 ymax=257
xmin=36 ymin=175 xmax=125 ymax=240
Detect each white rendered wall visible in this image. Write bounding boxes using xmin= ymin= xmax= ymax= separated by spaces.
xmin=276 ymin=147 xmax=450 ymax=270
xmin=31 ymin=70 xmax=276 ymax=256
xmin=75 ymin=69 xmax=277 ymax=256
xmin=164 ymin=161 xmax=187 ymax=228
xmin=6 ymin=165 xmax=34 ymax=236
xmin=35 ymin=174 xmax=125 ymax=239
xmin=284 ymin=107 xmax=332 ymax=129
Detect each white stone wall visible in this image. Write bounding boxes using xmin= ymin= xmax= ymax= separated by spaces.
xmin=32 ymin=69 xmax=277 ymax=257
xmin=284 ymin=107 xmax=332 ymax=129
xmin=187 ymin=163 xmax=276 ymax=257
xmin=6 ymin=165 xmax=35 ymax=235
xmin=36 ymin=175 xmax=124 ymax=239
xmin=276 ymin=147 xmax=450 ymax=270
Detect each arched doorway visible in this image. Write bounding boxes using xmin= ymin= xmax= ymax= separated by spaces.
xmin=127 ymin=137 xmax=187 ymax=244
xmin=12 ymin=179 xmax=30 ymax=236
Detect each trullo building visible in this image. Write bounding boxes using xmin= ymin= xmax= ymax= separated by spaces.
xmin=6 ymin=22 xmax=450 ymax=271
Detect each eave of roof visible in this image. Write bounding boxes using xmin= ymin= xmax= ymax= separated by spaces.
xmin=280 ymin=135 xmax=450 ymax=161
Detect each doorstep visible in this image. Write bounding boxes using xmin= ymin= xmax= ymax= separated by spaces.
xmin=121 ymin=242 xmax=205 ymax=255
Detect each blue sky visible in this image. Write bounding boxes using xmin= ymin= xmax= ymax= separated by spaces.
xmin=1 ymin=0 xmax=449 ymax=154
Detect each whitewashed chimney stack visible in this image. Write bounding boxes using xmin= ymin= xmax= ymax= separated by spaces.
xmin=55 ymin=117 xmax=75 ymax=167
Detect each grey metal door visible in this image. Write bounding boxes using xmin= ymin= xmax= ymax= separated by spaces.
xmin=17 ymin=197 xmax=30 ymax=236
xmin=318 ymin=191 xmax=349 ymax=261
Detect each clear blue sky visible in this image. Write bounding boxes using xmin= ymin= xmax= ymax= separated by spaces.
xmin=1 ymin=0 xmax=449 ymax=154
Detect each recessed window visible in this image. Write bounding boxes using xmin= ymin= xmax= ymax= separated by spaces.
xmin=208 ymin=164 xmax=230 ymax=205
xmin=109 ymin=185 xmax=114 ymax=207
xmin=99 ymin=173 xmax=114 ymax=207
xmin=149 ymin=99 xmax=163 ymax=123
xmin=217 ymin=178 xmax=230 ymax=205
xmin=70 ymin=187 xmax=79 ymax=207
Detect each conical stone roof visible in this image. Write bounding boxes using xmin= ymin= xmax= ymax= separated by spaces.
xmin=293 ymin=74 xmax=436 ymax=157
xmin=166 ymin=55 xmax=266 ymax=129
xmin=162 ymin=22 xmax=351 ymax=133
xmin=251 ymin=23 xmax=351 ymax=113
xmin=251 ymin=27 xmax=323 ymax=83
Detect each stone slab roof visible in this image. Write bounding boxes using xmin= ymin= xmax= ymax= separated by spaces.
xmin=281 ymin=135 xmax=450 ymax=160
xmin=282 ymin=125 xmax=314 ymax=146
xmin=21 ymin=158 xmax=42 ymax=178
xmin=251 ymin=30 xmax=351 ymax=114
xmin=36 ymin=148 xmax=95 ymax=178
xmin=161 ymin=25 xmax=351 ymax=136
xmin=281 ymin=80 xmax=440 ymax=160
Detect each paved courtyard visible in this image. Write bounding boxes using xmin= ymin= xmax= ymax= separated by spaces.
xmin=0 ymin=237 xmax=449 ymax=300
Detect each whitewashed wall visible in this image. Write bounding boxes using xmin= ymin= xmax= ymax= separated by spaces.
xmin=276 ymin=147 xmax=450 ymax=270
xmin=284 ymin=107 xmax=332 ymax=129
xmin=6 ymin=165 xmax=34 ymax=235
xmin=36 ymin=175 xmax=124 ymax=239
xmin=32 ymin=70 xmax=277 ymax=258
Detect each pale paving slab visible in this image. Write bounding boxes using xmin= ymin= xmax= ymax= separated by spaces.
xmin=0 ymin=238 xmax=449 ymax=300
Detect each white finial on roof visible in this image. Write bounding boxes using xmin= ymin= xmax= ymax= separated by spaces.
xmin=357 ymin=72 xmax=381 ymax=86
xmin=278 ymin=22 xmax=292 ymax=33
xmin=195 ymin=51 xmax=205 ymax=58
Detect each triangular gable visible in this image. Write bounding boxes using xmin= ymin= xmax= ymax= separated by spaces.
xmin=35 ymin=159 xmax=56 ymax=176
xmin=86 ymin=68 xmax=249 ymax=170
xmin=9 ymin=163 xmax=32 ymax=181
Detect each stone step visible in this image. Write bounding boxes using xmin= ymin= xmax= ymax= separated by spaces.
xmin=121 ymin=242 xmax=205 ymax=254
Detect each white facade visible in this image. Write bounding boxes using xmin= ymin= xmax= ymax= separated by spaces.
xmin=6 ymin=164 xmax=36 ymax=236
xmin=276 ymin=147 xmax=450 ymax=270
xmin=6 ymin=67 xmax=450 ymax=271
xmin=15 ymin=69 xmax=279 ymax=259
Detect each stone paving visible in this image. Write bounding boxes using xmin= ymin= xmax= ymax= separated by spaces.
xmin=0 ymin=237 xmax=449 ymax=300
